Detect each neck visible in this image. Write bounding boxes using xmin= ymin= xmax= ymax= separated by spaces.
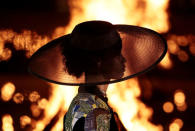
xmin=78 ymin=72 xmax=109 ymax=98
xmin=78 ymin=84 xmax=108 ymax=97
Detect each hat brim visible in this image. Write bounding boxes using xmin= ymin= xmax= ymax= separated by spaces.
xmin=28 ymin=25 xmax=167 ymax=86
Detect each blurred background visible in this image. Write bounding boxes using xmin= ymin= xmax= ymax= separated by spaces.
xmin=0 ymin=0 xmax=195 ymax=130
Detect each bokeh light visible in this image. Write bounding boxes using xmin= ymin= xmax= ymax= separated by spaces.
xmin=1 ymin=82 xmax=15 ymax=102
xmin=174 ymin=90 xmax=186 ymax=107
xmin=38 ymin=98 xmax=48 ymax=109
xmin=2 ymin=114 xmax=14 ymax=131
xmin=13 ymin=92 xmax=24 ymax=104
xmin=163 ymin=101 xmax=174 ymax=113
xmin=169 ymin=122 xmax=180 ymax=131
xmin=20 ymin=115 xmax=32 ymax=128
xmin=173 ymin=118 xmax=183 ymax=129
xmin=167 ymin=40 xmax=180 ymax=55
xmin=177 ymin=50 xmax=189 ymax=62
xmin=30 ymin=104 xmax=41 ymax=117
xmin=29 ymin=91 xmax=40 ymax=102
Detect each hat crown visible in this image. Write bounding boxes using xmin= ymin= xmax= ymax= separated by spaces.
xmin=69 ymin=21 xmax=121 ymax=51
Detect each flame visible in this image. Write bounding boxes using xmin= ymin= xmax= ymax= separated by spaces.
xmin=66 ymin=0 xmax=169 ymax=33
xmin=107 ymin=78 xmax=162 ymax=131
xmin=2 ymin=114 xmax=14 ymax=131
xmin=32 ymin=84 xmax=78 ymax=131
xmin=1 ymin=0 xmax=189 ymax=130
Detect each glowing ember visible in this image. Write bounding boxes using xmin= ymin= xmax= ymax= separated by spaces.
xmin=20 ymin=115 xmax=32 ymax=128
xmin=163 ymin=101 xmax=174 ymax=113
xmin=1 ymin=82 xmax=15 ymax=102
xmin=13 ymin=92 xmax=24 ymax=104
xmin=29 ymin=91 xmax=41 ymax=102
xmin=2 ymin=114 xmax=14 ymax=131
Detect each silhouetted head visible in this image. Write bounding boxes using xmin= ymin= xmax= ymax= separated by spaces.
xmin=61 ymin=21 xmax=126 ymax=81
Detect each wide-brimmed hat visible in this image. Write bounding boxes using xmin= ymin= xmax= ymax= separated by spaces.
xmin=28 ymin=21 xmax=167 ymax=86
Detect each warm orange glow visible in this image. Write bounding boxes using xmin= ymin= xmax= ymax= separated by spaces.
xmin=167 ymin=34 xmax=195 ymax=62
xmin=177 ymin=50 xmax=189 ymax=62
xmin=163 ymin=101 xmax=174 ymax=113
xmin=169 ymin=122 xmax=180 ymax=131
xmin=167 ymin=40 xmax=180 ymax=55
xmin=189 ymin=44 xmax=195 ymax=56
xmin=31 ymin=104 xmax=41 ymax=117
xmin=176 ymin=103 xmax=187 ymax=112
xmin=107 ymin=78 xmax=162 ymax=131
xmin=173 ymin=118 xmax=183 ymax=129
xmin=169 ymin=118 xmax=183 ymax=131
xmin=159 ymin=53 xmax=173 ymax=69
xmin=0 ymin=29 xmax=51 ymax=60
xmin=32 ymin=84 xmax=78 ymax=131
xmin=67 ymin=0 xmax=169 ymax=33
xmin=20 ymin=115 xmax=32 ymax=128
xmin=1 ymin=82 xmax=15 ymax=102
xmin=176 ymin=36 xmax=188 ymax=47
xmin=38 ymin=98 xmax=48 ymax=109
xmin=174 ymin=90 xmax=185 ymax=107
xmin=2 ymin=114 xmax=14 ymax=131
xmin=13 ymin=92 xmax=24 ymax=104
xmin=29 ymin=91 xmax=41 ymax=102
xmin=0 ymin=0 xmax=174 ymax=130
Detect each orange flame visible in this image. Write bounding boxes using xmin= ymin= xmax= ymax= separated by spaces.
xmin=107 ymin=78 xmax=163 ymax=131
xmin=0 ymin=0 xmax=184 ymax=130
xmin=66 ymin=0 xmax=169 ymax=33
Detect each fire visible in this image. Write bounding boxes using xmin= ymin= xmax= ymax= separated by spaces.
xmin=1 ymin=0 xmax=189 ymax=130
xmin=63 ymin=0 xmax=169 ymax=130
xmin=107 ymin=78 xmax=163 ymax=131
xmin=32 ymin=84 xmax=78 ymax=131
xmin=67 ymin=0 xmax=169 ymax=33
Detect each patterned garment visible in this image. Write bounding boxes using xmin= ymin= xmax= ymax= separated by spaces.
xmin=64 ymin=93 xmax=111 ymax=131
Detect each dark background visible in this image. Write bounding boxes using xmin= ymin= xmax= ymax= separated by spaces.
xmin=0 ymin=0 xmax=195 ymax=130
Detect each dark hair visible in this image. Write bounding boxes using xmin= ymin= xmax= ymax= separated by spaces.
xmin=61 ymin=38 xmax=122 ymax=78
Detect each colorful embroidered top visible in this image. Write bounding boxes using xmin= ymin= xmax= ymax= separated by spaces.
xmin=64 ymin=93 xmax=112 ymax=131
